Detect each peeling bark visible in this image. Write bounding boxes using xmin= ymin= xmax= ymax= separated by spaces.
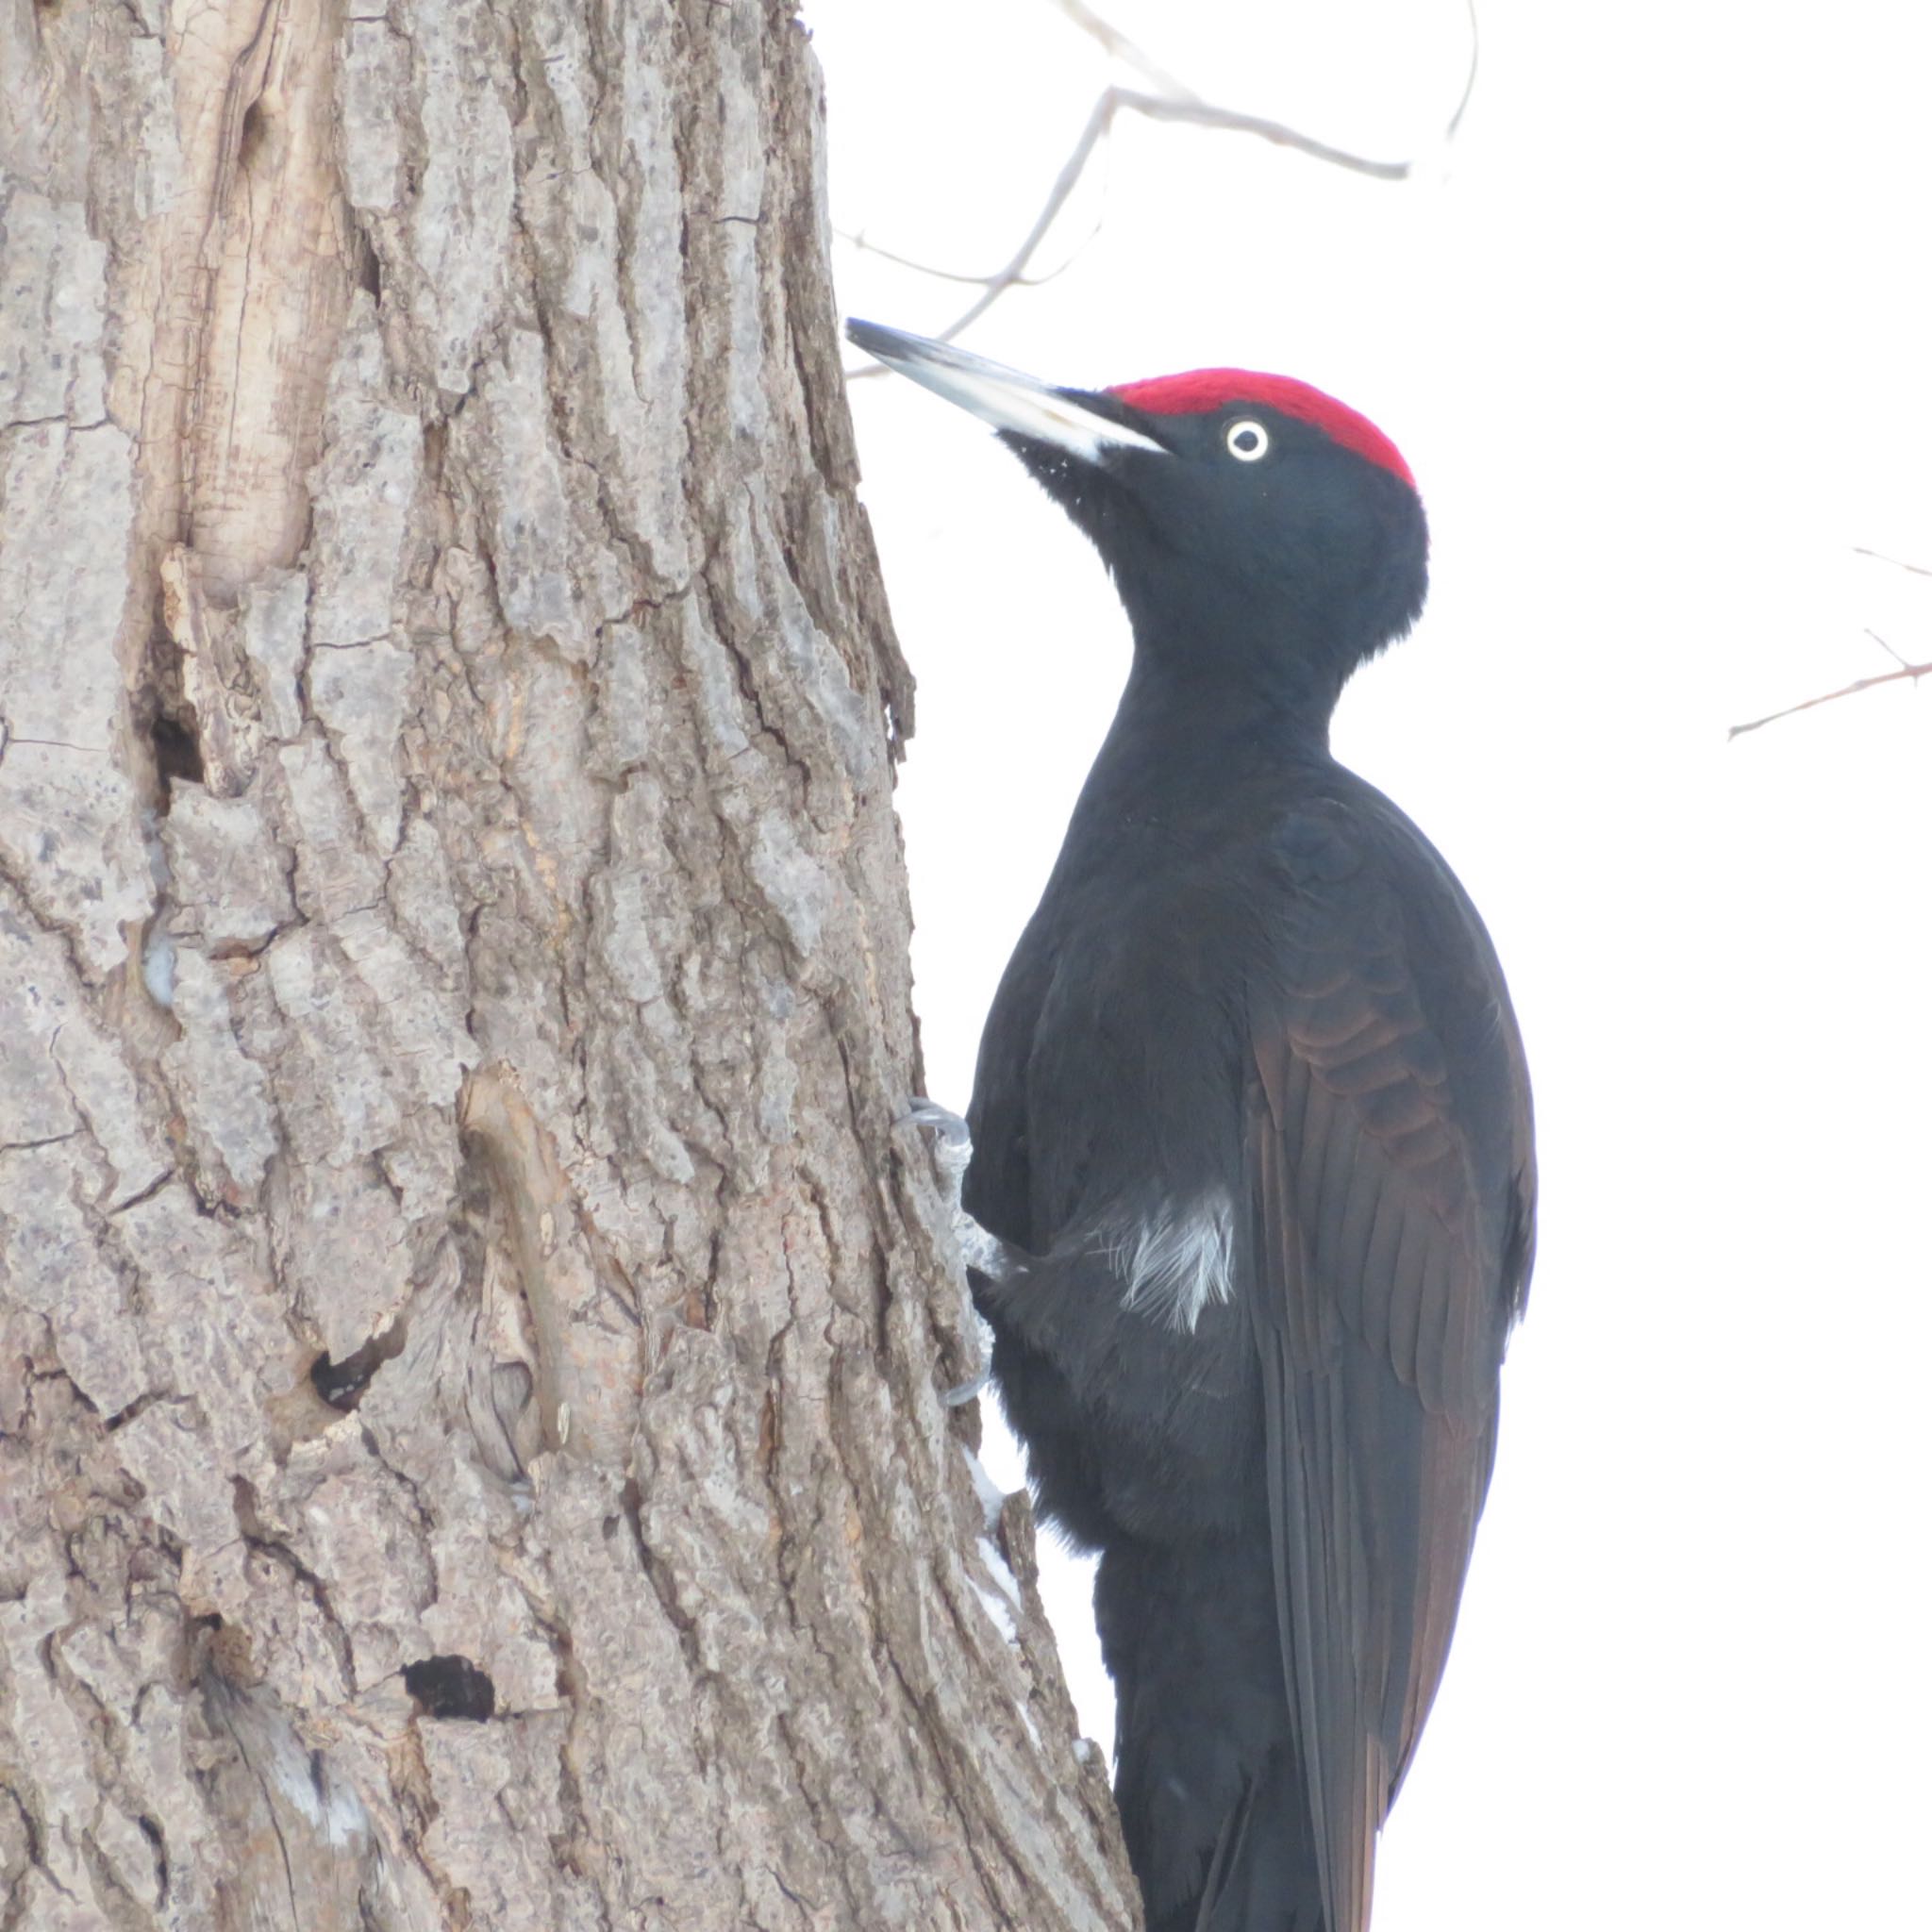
xmin=0 ymin=2 xmax=1137 ymax=1925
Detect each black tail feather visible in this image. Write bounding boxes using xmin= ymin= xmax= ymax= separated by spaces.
xmin=1098 ymin=1535 xmax=1327 ymax=1931
xmin=1197 ymin=1744 xmax=1326 ymax=1931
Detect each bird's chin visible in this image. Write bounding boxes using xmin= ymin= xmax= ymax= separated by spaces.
xmin=1002 ymin=434 xmax=1162 ymax=562
xmin=998 ymin=430 xmax=1087 ymax=496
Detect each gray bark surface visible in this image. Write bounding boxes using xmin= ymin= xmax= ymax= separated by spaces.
xmin=0 ymin=1 xmax=1137 ymax=1924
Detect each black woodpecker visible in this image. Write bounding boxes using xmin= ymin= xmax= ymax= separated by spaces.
xmin=851 ymin=320 xmax=1537 ymax=1932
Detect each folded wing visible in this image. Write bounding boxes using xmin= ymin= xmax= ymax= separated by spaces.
xmin=1241 ymin=814 xmax=1535 ymax=1932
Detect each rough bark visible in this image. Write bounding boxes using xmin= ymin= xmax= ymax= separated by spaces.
xmin=0 ymin=2 xmax=1136 ymax=1925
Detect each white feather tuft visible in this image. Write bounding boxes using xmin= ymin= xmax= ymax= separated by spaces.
xmin=1100 ymin=1190 xmax=1236 ymax=1332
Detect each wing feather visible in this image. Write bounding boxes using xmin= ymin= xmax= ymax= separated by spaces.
xmin=1247 ymin=812 xmax=1535 ymax=1932
xmin=1386 ymin=1208 xmax=1432 ymax=1392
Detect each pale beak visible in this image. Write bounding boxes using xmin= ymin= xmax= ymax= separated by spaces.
xmin=847 ymin=320 xmax=1165 ymax=461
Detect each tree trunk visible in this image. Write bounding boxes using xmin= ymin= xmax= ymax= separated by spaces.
xmin=0 ymin=2 xmax=1135 ymax=1924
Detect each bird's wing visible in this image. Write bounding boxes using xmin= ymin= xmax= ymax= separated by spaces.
xmin=963 ymin=919 xmax=1067 ymax=1254
xmin=1243 ymin=812 xmax=1534 ymax=1932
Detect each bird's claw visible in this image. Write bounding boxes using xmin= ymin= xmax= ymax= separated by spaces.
xmin=900 ymin=1097 xmax=974 ymax=1195
xmin=942 ymin=1365 xmax=993 ymax=1407
xmin=898 ymin=1096 xmax=972 ymax=1151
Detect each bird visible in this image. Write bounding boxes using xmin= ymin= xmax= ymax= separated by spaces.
xmin=850 ymin=319 xmax=1536 ymax=1932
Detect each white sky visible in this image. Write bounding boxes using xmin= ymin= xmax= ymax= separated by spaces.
xmin=817 ymin=4 xmax=1932 ymax=1925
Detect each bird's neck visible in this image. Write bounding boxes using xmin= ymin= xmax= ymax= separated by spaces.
xmin=1118 ymin=574 xmax=1382 ymax=724
xmin=1118 ymin=615 xmax=1352 ymax=760
xmin=1067 ymin=645 xmax=1343 ymax=840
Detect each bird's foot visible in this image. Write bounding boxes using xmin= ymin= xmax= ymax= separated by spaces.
xmin=898 ymin=1096 xmax=972 ymax=1167
xmin=899 ymin=1099 xmax=1003 ymax=1401
xmin=899 ymin=1094 xmax=1029 ymax=1307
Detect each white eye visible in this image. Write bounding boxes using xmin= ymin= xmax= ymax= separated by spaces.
xmin=1224 ymin=419 xmax=1269 ymax=462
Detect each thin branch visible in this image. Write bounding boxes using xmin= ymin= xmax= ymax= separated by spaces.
xmin=1852 ymin=545 xmax=1932 ymax=578
xmin=1727 ymin=653 xmax=1932 ymax=741
xmin=928 ymin=87 xmax=1439 ymax=344
xmin=1046 ymin=0 xmax=1201 ymax=102
xmin=835 ymin=225 xmax=1094 ymax=290
xmin=924 ymin=89 xmax=1131 ymax=344
xmin=850 ymin=2 xmax=1483 ymax=348
xmin=1867 ymin=627 xmax=1912 ymax=671
xmin=1444 ymin=0 xmax=1481 ymax=142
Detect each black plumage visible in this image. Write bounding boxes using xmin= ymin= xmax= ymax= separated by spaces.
xmin=851 ymin=322 xmax=1536 ymax=1932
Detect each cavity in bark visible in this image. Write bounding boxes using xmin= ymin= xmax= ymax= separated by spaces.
xmin=308 ymin=1327 xmax=406 ymax=1411
xmin=403 ymin=1655 xmax=497 ymax=1722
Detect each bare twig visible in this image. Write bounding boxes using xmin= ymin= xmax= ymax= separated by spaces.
xmin=927 ymin=86 xmax=1441 ymax=344
xmin=1443 ymin=0 xmax=1482 ymax=142
xmin=1046 ymin=0 xmax=1202 ymax=101
xmin=1730 ymin=546 xmax=1932 ymax=736
xmin=847 ymin=1 xmax=1482 ymax=348
xmin=836 ymin=226 xmax=1094 ymax=290
xmin=1728 ymin=636 xmax=1932 ymax=741
xmin=1852 ymin=545 xmax=1932 ymax=578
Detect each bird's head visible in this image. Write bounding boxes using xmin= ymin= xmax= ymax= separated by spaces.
xmin=849 ymin=321 xmax=1428 ymax=717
